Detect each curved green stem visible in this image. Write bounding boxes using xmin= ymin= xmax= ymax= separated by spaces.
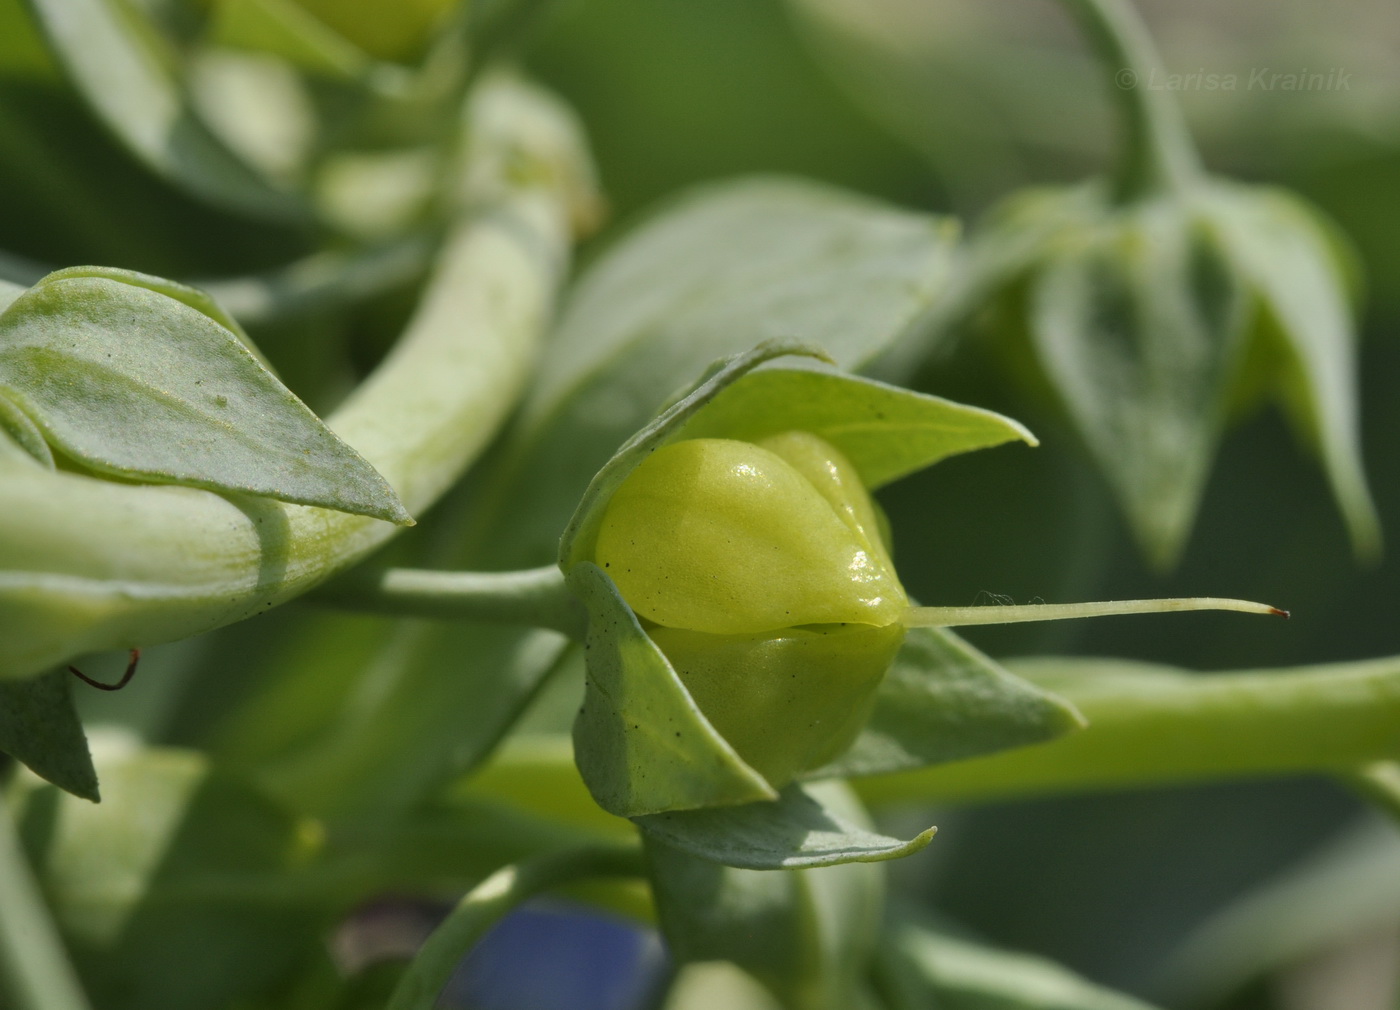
xmin=1060 ymin=0 xmax=1202 ymax=201
xmin=386 ymin=843 xmax=647 ymax=1010
xmin=0 ymin=794 xmax=94 ymax=1010
xmin=854 ymin=655 xmax=1400 ymax=807
xmin=315 ymin=564 xmax=586 ymax=639
xmin=0 ymin=79 xmax=592 ymax=679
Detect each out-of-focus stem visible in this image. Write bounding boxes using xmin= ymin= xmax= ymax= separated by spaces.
xmin=854 ymin=655 xmax=1400 ymax=806
xmin=1061 ymin=0 xmax=1202 ymax=201
xmin=0 ymin=794 xmax=94 ymax=1010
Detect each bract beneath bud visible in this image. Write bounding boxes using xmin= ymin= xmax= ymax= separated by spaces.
xmin=594 ymin=435 xmax=906 ymax=636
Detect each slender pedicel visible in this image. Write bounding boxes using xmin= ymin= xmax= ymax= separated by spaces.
xmin=902 ymin=598 xmax=1287 ymax=628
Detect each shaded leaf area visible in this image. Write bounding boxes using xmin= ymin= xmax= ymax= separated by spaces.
xmin=877 ymin=912 xmax=1163 ymax=1010
xmin=0 ymin=270 xmax=409 ymax=523
xmin=0 ymin=670 xmax=97 ymax=802
xmin=635 ymin=782 xmax=935 ymax=870
xmin=647 ymin=783 xmax=886 ymax=1010
xmin=1159 ymin=815 xmax=1400 ymax=1009
xmin=809 ymin=628 xmax=1085 ymax=781
xmin=209 ymin=179 xmax=961 ymax=818
xmin=9 ymin=747 xmax=329 ymax=1010
xmin=945 ymin=179 xmax=1375 ymax=566
xmin=24 ymin=0 xmax=303 ymax=220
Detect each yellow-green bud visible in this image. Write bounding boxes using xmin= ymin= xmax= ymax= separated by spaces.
xmin=592 ymin=432 xmax=907 ymax=786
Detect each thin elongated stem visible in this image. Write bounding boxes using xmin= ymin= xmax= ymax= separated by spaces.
xmin=1060 ymin=0 xmax=1202 ymax=201
xmin=315 ymin=564 xmax=586 ymax=639
xmin=386 ymin=843 xmax=646 ymax=1010
xmin=0 ymin=795 xmax=94 ymax=1010
xmin=902 ymin=597 xmax=1286 ymax=628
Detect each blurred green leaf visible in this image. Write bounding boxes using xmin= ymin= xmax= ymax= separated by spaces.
xmin=24 ymin=0 xmax=305 ymax=219
xmin=0 ymin=670 xmax=97 ymax=802
xmin=634 ymin=781 xmax=935 ymax=870
xmin=1028 ymin=197 xmax=1246 ymax=567
xmin=207 ymin=0 xmax=370 ymax=79
xmin=10 ymin=745 xmax=329 ymax=1010
xmin=1161 ymin=815 xmax=1400 ymax=1007
xmin=568 ymin=561 xmax=775 ymax=818
xmin=810 ymin=628 xmax=1085 ymax=781
xmin=0 ymin=271 xmax=411 ymax=522
xmin=1203 ymin=181 xmax=1381 ymax=558
xmin=646 ymin=782 xmax=887 ymax=1010
xmin=878 ymin=913 xmax=1163 ymax=1010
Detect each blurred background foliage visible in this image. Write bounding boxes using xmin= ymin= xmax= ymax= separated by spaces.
xmin=1 ymin=0 xmax=1397 ymax=1007
xmin=516 ymin=2 xmax=1400 ymax=1006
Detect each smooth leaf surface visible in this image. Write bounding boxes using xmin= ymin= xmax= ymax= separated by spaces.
xmin=1202 ymin=181 xmax=1381 ymax=557
xmin=1029 ymin=199 xmax=1246 ymax=566
xmin=880 ymin=914 xmax=1163 ymax=1010
xmin=634 ymin=781 xmax=935 ymax=870
xmin=568 ymin=562 xmax=776 ymax=817
xmin=646 ymin=782 xmax=887 ymax=1010
xmin=0 ymin=670 xmax=97 ymax=802
xmin=10 ymin=745 xmax=327 ymax=1010
xmin=0 ymin=272 xmax=410 ymax=522
xmin=24 ymin=0 xmax=303 ymax=219
xmin=673 ymin=364 xmax=1036 ymax=489
xmin=809 ymin=628 xmax=1085 ymax=780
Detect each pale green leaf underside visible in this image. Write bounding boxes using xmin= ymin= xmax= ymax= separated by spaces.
xmin=25 ymin=0 xmax=303 ymax=219
xmin=634 ymin=781 xmax=935 ymax=869
xmin=0 ymin=669 xmax=98 ymax=802
xmin=0 ymin=274 xmax=410 ymax=523
xmin=568 ymin=562 xmax=776 ymax=818
xmin=809 ymin=628 xmax=1085 ymax=780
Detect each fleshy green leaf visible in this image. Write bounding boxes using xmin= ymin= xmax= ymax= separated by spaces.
xmin=808 ymin=628 xmax=1085 ymax=780
xmin=1029 ymin=198 xmax=1247 ymax=567
xmin=0 ymin=669 xmax=97 ymax=802
xmin=634 ymin=781 xmax=935 ymax=870
xmin=568 ymin=561 xmax=777 ymax=817
xmin=0 ymin=271 xmax=411 ymax=523
xmin=646 ymin=782 xmax=887 ymax=1009
xmin=24 ymin=0 xmax=303 ymax=219
xmin=880 ymin=913 xmax=1164 ymax=1010
xmin=1202 ymin=181 xmax=1381 ymax=558
xmin=9 ymin=745 xmax=328 ymax=1010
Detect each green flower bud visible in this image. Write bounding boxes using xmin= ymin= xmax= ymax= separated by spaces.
xmin=592 ymin=431 xmax=908 ymax=786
